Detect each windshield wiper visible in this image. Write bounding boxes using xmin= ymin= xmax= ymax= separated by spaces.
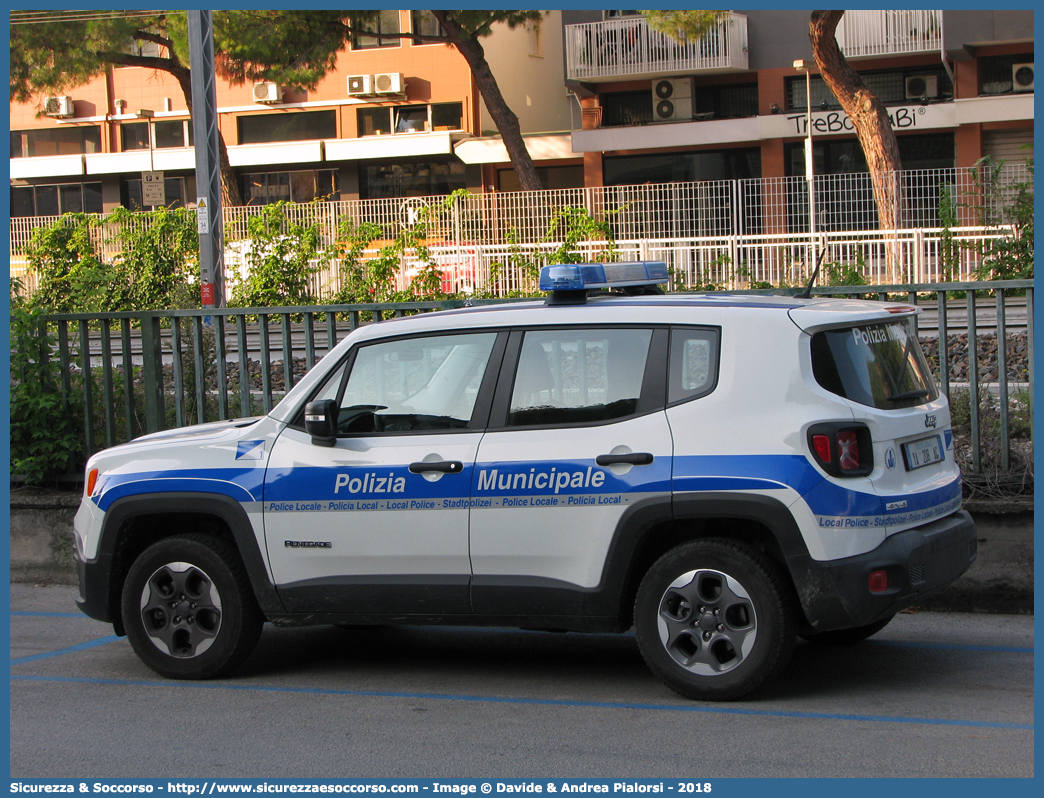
xmin=888 ymin=389 xmax=931 ymax=403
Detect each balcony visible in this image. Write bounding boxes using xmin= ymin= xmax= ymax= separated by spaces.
xmin=836 ymin=10 xmax=943 ymax=59
xmin=565 ymin=14 xmax=748 ymax=82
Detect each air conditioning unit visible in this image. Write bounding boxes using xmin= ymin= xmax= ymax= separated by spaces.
xmin=905 ymin=75 xmax=938 ymax=100
xmin=373 ymin=72 xmax=405 ymax=95
xmin=652 ymin=77 xmax=693 ymax=122
xmin=1012 ymin=63 xmax=1034 ymax=92
xmin=347 ymin=74 xmax=374 ymax=96
xmin=44 ymin=95 xmax=75 ymax=118
xmin=253 ymin=82 xmax=281 ymax=103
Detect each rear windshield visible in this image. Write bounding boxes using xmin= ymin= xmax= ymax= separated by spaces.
xmin=811 ymin=320 xmax=938 ymax=409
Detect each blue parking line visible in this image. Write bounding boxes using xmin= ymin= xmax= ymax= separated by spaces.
xmin=878 ymin=640 xmax=1034 ymax=654
xmin=9 ymin=673 xmax=1033 ymax=731
xmin=10 ymin=635 xmax=123 ymax=665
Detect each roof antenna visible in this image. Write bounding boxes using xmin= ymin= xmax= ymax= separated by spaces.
xmin=797 ymin=246 xmax=828 ymax=299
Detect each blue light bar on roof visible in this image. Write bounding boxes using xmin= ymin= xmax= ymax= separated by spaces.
xmin=538 ymin=261 xmax=669 ymax=293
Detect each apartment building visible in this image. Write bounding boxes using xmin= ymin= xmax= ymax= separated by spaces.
xmin=564 ymin=9 xmax=1034 ymax=187
xmin=9 ymin=10 xmax=1033 ymax=221
xmin=9 ymin=10 xmax=577 ymax=217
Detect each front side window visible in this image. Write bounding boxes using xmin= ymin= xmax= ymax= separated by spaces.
xmin=811 ymin=320 xmax=939 ymax=409
xmin=326 ymin=332 xmax=498 ymax=434
xmin=509 ymin=329 xmax=653 ymax=427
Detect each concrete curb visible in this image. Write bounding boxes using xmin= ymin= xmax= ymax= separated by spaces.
xmin=9 ymin=488 xmax=1033 ymax=613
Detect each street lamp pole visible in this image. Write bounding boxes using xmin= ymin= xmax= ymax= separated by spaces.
xmin=793 ymin=59 xmax=817 ymax=268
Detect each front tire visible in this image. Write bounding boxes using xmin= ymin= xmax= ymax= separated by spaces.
xmin=121 ymin=534 xmax=263 ymax=679
xmin=634 ymin=539 xmax=796 ymax=701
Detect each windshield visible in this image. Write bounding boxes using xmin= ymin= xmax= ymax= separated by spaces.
xmin=811 ymin=320 xmax=938 ymax=409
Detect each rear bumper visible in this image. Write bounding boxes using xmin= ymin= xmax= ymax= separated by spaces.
xmin=794 ymin=509 xmax=978 ymax=632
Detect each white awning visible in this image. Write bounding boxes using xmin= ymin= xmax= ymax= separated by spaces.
xmin=227 ymin=140 xmax=324 ymax=167
xmin=324 ymin=132 xmax=458 ymax=161
xmin=10 ymin=154 xmax=84 ymax=179
xmin=453 ymin=133 xmax=576 ymax=164
xmin=85 ymin=151 xmax=154 ymax=175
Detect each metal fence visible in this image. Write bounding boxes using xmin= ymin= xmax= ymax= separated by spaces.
xmin=10 ymin=165 xmax=1030 ymax=295
xmin=16 ymin=282 xmax=1033 ymax=485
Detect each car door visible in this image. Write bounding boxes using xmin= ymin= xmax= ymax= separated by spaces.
xmin=264 ymin=329 xmax=505 ymax=615
xmin=469 ymin=326 xmax=674 ymax=617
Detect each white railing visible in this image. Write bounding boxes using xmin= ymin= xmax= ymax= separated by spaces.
xmin=565 ymin=13 xmax=748 ymax=81
xmin=836 ymin=10 xmax=943 ymax=59
xmin=11 ymin=165 xmax=1029 ymax=296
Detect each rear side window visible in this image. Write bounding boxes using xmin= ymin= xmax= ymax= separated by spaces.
xmin=508 ymin=328 xmax=653 ymax=426
xmin=811 ymin=320 xmax=939 ymax=409
xmin=668 ymin=327 xmax=720 ymax=404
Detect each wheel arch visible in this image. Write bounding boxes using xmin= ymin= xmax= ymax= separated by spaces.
xmin=97 ymin=492 xmax=283 ymax=635
xmin=607 ymin=493 xmax=812 ymax=629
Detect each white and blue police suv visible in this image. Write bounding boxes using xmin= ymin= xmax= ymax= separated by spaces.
xmin=73 ymin=263 xmax=976 ymax=700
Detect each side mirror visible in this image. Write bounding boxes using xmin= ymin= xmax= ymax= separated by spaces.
xmin=304 ymin=399 xmax=339 ymax=447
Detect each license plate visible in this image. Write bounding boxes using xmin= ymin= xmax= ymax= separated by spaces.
xmin=903 ymin=435 xmax=944 ymax=470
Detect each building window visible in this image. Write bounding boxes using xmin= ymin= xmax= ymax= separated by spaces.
xmin=981 ymin=54 xmax=1034 ymax=95
xmin=10 ymin=126 xmax=101 ymax=158
xmin=786 ymin=69 xmax=952 ymax=111
xmin=357 ymin=107 xmax=393 ymax=136
xmin=360 ymin=161 xmax=467 ymax=200
xmin=352 ymin=10 xmax=401 ymax=50
xmin=241 ymin=169 xmax=339 ymax=205
xmin=411 ymin=10 xmax=443 ymax=43
xmin=238 ymin=110 xmax=336 ymax=145
xmin=498 ymin=165 xmax=585 ymax=192
xmin=155 ymin=119 xmax=193 ymax=148
xmin=358 ymin=103 xmax=464 ymax=136
xmin=10 ymin=182 xmax=103 ymax=217
xmin=431 ymin=102 xmax=463 ymax=131
xmin=124 ymin=176 xmax=186 ymax=209
xmin=122 ymin=122 xmax=151 ymax=151
xmin=395 ymin=106 xmax=429 ymax=133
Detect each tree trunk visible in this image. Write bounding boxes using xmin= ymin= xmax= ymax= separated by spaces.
xmin=169 ymin=64 xmax=245 ymax=207
xmin=809 ymin=11 xmax=903 ymax=231
xmin=432 ymin=11 xmax=543 ymax=192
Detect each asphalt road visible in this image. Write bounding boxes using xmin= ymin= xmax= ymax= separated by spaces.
xmin=9 ymin=584 xmax=1034 ymax=779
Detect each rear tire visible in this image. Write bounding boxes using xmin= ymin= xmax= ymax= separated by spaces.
xmin=121 ymin=534 xmax=263 ymax=679
xmin=634 ymin=539 xmax=796 ymax=701
xmin=799 ymin=615 xmax=894 ymax=646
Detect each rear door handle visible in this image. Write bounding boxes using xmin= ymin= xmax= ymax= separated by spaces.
xmin=595 ymin=452 xmax=654 ymax=466
xmin=408 ymin=461 xmax=464 ymax=474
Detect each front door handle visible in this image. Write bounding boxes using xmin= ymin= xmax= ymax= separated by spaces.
xmin=409 ymin=461 xmax=464 ymax=474
xmin=596 ymin=452 xmax=654 ymax=466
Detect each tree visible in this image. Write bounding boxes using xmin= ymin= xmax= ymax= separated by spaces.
xmin=10 ymin=11 xmax=244 ymax=206
xmin=808 ymin=11 xmax=903 ymax=230
xmin=213 ymin=10 xmax=546 ymax=191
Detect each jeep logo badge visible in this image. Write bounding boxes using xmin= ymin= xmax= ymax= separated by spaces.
xmin=925 ymin=414 xmax=938 ymax=429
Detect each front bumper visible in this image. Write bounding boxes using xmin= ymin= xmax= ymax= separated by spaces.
xmin=794 ymin=509 xmax=978 ymax=632
xmin=75 ymin=547 xmax=117 ymax=627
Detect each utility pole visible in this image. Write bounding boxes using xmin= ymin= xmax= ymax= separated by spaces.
xmin=187 ymin=10 xmax=224 ymax=308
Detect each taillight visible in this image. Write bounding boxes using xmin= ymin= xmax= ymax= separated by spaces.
xmin=812 ymin=435 xmax=832 ymax=463
xmin=808 ymin=424 xmax=873 ymax=477
xmin=837 ymin=430 xmax=860 ymax=471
